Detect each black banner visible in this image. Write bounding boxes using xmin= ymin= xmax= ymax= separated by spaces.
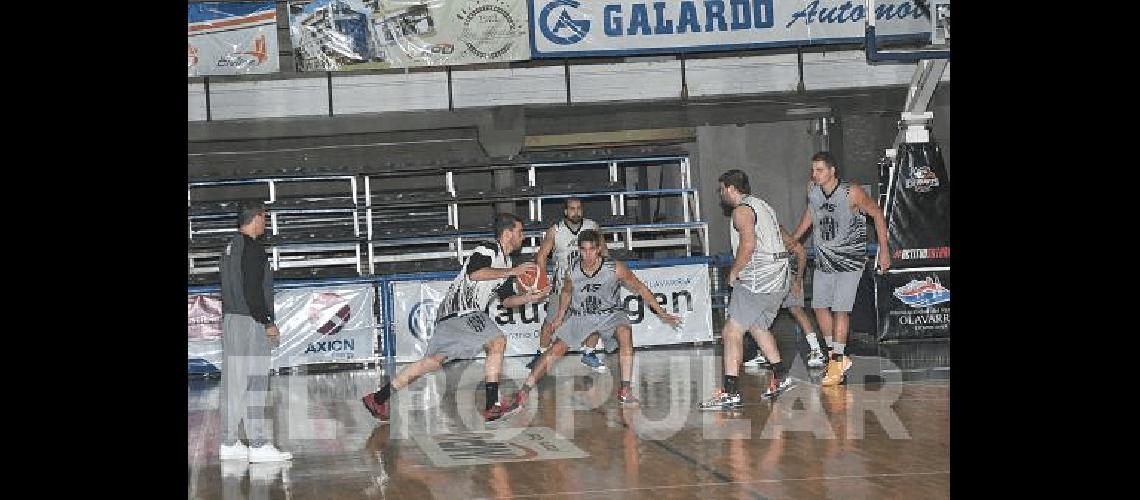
xmin=884 ymin=141 xmax=951 ymax=269
xmin=877 ymin=269 xmax=950 ymax=341
xmin=850 ymin=263 xmax=879 ymax=335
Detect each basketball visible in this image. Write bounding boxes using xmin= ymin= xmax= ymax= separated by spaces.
xmin=515 ymin=266 xmax=549 ymax=293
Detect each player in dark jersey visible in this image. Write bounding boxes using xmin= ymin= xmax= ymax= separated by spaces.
xmin=362 ymin=214 xmax=551 ymax=423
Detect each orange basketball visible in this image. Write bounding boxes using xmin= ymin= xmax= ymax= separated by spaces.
xmin=515 ymin=266 xmax=549 ymax=293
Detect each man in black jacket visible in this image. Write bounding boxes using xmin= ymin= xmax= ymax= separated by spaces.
xmin=218 ymin=202 xmax=293 ymax=463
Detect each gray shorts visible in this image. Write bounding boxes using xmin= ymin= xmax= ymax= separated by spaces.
xmin=553 ymin=311 xmax=629 ymax=353
xmin=812 ymin=268 xmax=863 ymax=312
xmin=728 ymin=286 xmax=786 ymax=331
xmin=425 ymin=312 xmax=505 ymax=360
xmin=782 ymin=283 xmax=805 ymax=308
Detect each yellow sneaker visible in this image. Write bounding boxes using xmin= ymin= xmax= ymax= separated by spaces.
xmin=820 ymin=355 xmax=853 ymax=386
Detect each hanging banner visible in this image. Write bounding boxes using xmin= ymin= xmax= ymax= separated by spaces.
xmin=290 ymin=0 xmax=531 ymax=71
xmin=188 ymin=2 xmax=280 ymax=76
xmin=188 ymin=294 xmax=224 ymax=373
xmin=877 ymin=269 xmax=950 ymax=340
xmin=884 ymin=141 xmax=951 ymax=269
xmin=188 ymin=294 xmax=224 ymax=341
xmin=390 ymin=264 xmax=713 ymax=363
xmin=849 ymin=263 xmax=879 ymax=335
xmin=272 ymin=284 xmax=378 ymax=369
xmin=528 ymin=0 xmax=932 ymax=58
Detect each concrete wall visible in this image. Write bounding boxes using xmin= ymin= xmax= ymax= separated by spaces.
xmin=694 ymin=121 xmax=817 ymax=255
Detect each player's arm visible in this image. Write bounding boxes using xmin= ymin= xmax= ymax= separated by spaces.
xmin=850 ymin=182 xmax=891 ymax=273
xmin=535 ymin=225 xmax=557 ymax=272
xmin=790 ymin=184 xmax=814 ymax=243
xmin=500 ymin=285 xmax=548 ymax=307
xmin=545 ymin=272 xmax=574 ymax=330
xmin=781 ymin=225 xmax=806 ymax=292
xmin=615 ymin=261 xmax=681 ymax=327
xmin=468 ymin=250 xmax=536 ymax=282
xmin=727 ymin=205 xmax=757 ymax=285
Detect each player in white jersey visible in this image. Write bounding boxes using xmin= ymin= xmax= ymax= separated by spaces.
xmin=526 ymin=197 xmax=609 ymax=372
xmin=362 ymin=214 xmax=551 ymax=423
xmin=742 ymin=225 xmax=828 ymax=369
xmin=700 ymin=170 xmax=796 ymax=411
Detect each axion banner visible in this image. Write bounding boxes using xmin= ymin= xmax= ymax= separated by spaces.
xmin=272 ymin=285 xmax=378 ymax=369
xmin=187 ymin=285 xmax=379 ymax=373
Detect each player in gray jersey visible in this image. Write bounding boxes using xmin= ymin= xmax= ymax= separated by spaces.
xmin=701 ymin=170 xmax=796 ymax=412
xmin=362 ymin=214 xmax=551 ymax=424
xmin=527 ymin=197 xmax=608 ymax=372
xmin=789 ymin=152 xmax=891 ymax=386
xmin=502 ymin=229 xmax=681 ymax=414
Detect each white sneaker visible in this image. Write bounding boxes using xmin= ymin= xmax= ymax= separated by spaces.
xmin=248 ymin=444 xmax=293 ymax=462
xmin=219 ymin=441 xmax=249 ymax=461
xmin=807 ymin=349 xmax=826 ymax=369
xmin=762 ymin=376 xmax=796 ymax=400
xmin=220 ymin=460 xmax=248 ymax=478
xmin=742 ymin=354 xmax=768 ymax=367
xmin=698 ymin=390 xmax=743 ymax=411
xmin=249 ymin=461 xmax=292 ymax=482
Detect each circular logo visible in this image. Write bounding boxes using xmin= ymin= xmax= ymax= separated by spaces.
xmin=409 ymin=300 xmax=439 ymax=342
xmin=309 ymin=292 xmax=351 ymax=336
xmin=539 ymin=0 xmax=591 ymax=46
xmin=458 ymin=1 xmax=526 ymax=60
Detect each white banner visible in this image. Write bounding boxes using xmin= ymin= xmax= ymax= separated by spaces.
xmin=290 ymin=0 xmax=531 ymax=71
xmin=391 ymin=263 xmax=712 ymax=363
xmin=272 ymin=284 xmax=378 ymax=369
xmin=188 ymin=285 xmax=378 ymax=372
xmin=188 ymin=2 xmax=280 ymax=76
xmin=529 ymin=0 xmax=932 ymax=58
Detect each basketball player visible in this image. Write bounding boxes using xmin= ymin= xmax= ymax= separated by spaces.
xmin=700 ymin=170 xmax=794 ymax=411
xmin=503 ymin=229 xmax=681 ymax=412
xmin=780 ymin=225 xmax=829 ymax=368
xmin=362 ymin=214 xmax=551 ymax=423
xmin=526 ymin=197 xmax=609 ymax=372
xmin=742 ymin=226 xmax=828 ymax=369
xmin=789 ymin=151 xmax=891 ymax=386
